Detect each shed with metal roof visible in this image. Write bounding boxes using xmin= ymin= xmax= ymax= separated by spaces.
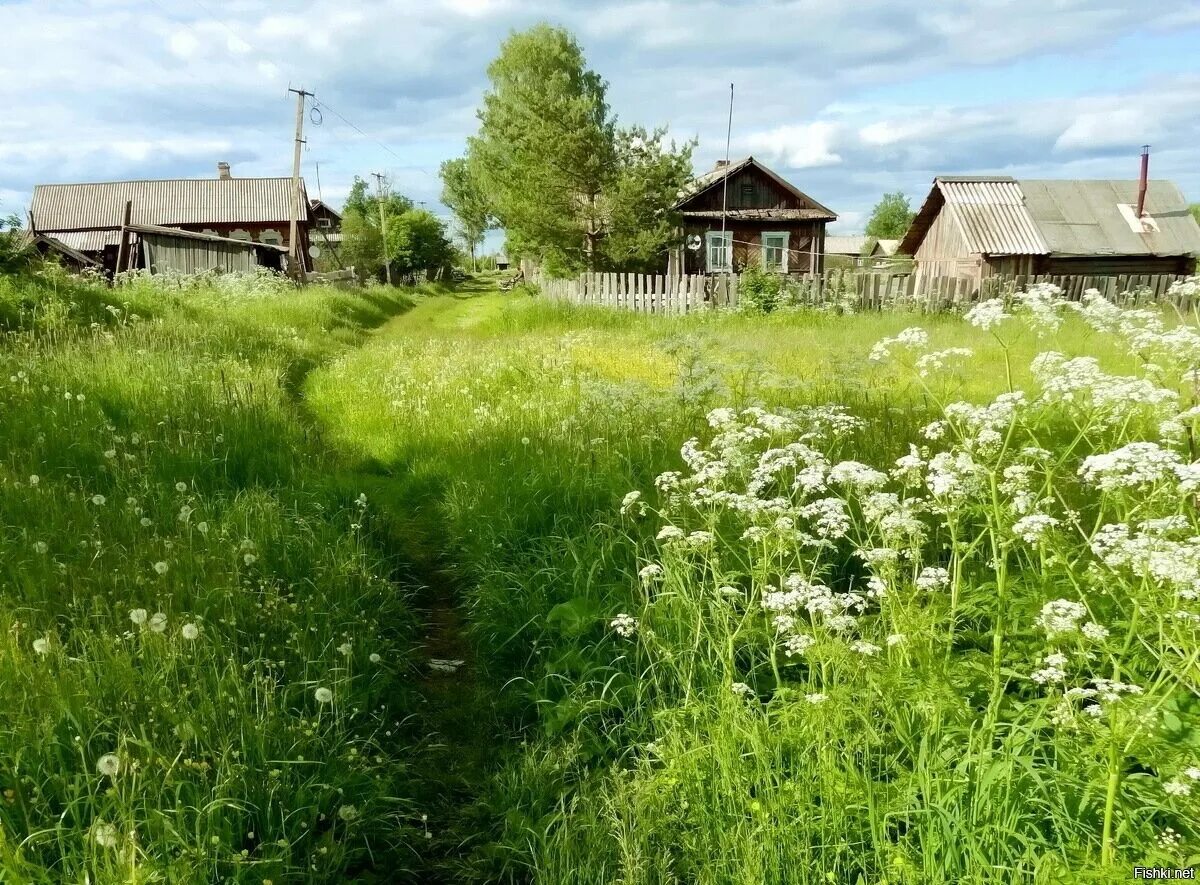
xmin=28 ymin=163 xmax=312 ymax=274
xmin=900 ymin=175 xmax=1200 ymax=289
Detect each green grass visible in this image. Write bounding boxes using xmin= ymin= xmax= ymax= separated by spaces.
xmin=306 ymin=287 xmax=1192 ymax=882
xmin=5 ymin=267 xmax=1198 ymax=883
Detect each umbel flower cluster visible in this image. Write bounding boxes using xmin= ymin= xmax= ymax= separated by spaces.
xmin=617 ymin=279 xmax=1200 ymax=865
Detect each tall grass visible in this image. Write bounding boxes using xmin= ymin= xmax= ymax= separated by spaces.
xmin=307 ymin=287 xmax=1194 ymax=882
xmin=0 ymin=268 xmax=439 ymax=881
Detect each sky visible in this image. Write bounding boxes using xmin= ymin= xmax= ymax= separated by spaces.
xmin=1 ymin=0 xmax=1198 ymax=248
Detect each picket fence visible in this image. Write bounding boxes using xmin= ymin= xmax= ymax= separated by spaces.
xmin=534 ymin=269 xmax=1196 ymax=314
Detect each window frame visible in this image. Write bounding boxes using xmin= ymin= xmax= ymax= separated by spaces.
xmin=761 ymin=230 xmax=789 ymax=273
xmin=705 ymin=230 xmax=733 ymax=273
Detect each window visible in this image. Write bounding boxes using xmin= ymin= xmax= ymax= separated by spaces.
xmin=762 ymin=231 xmax=789 ymax=272
xmin=705 ymin=231 xmax=732 ymax=272
xmin=740 ymin=182 xmax=755 ymax=202
xmin=318 ymin=218 xmax=332 ymax=229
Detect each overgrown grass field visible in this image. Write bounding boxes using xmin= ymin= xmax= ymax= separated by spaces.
xmin=4 ymin=267 xmax=1200 ymax=883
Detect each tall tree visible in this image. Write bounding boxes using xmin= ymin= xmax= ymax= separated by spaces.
xmin=601 ymin=127 xmax=694 ymax=271
xmin=439 ymin=157 xmax=490 ymax=272
xmin=467 ymin=24 xmax=691 ymax=274
xmin=340 ymin=177 xmax=450 ymax=282
xmin=865 ymin=192 xmax=916 ymax=239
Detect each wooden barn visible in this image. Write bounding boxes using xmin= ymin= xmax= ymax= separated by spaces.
xmin=28 ymin=163 xmax=312 ymax=275
xmin=671 ymin=157 xmax=836 ymax=275
xmin=900 ymin=175 xmax=1200 ymax=290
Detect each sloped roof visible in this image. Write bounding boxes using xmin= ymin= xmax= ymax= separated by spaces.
xmin=127 ymin=223 xmax=287 ymax=252
xmin=825 ymin=235 xmax=877 ymax=256
xmin=674 ymin=156 xmax=837 ymax=220
xmin=31 ymin=177 xmax=309 ymax=233
xmin=900 ymin=176 xmax=1200 ymax=257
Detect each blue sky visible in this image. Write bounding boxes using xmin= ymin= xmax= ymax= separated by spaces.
xmin=1 ymin=0 xmax=1197 ymax=250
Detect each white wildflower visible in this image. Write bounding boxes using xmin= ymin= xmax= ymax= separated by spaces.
xmin=610 ymin=613 xmax=638 ymax=638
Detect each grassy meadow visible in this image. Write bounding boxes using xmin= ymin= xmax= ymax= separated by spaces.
xmin=3 ymin=266 xmax=1200 ymax=883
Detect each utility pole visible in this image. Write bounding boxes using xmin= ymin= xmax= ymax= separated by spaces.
xmin=287 ymin=87 xmax=313 ymax=283
xmin=371 ymin=172 xmax=392 ymax=286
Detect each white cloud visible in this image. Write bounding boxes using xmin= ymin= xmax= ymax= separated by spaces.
xmin=744 ymin=122 xmax=843 ymax=168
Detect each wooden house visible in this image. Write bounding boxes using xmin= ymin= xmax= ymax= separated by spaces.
xmin=900 ymin=175 xmax=1200 ymax=290
xmin=29 ymin=163 xmax=312 ymax=275
xmin=672 ymin=157 xmax=836 ymax=274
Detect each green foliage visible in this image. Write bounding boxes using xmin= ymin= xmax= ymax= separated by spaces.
xmin=341 ymin=177 xmax=451 ymax=282
xmin=0 ymin=269 xmax=454 ymax=880
xmin=467 ymin=24 xmax=692 ymax=273
xmin=439 ymin=157 xmax=491 ymax=269
xmin=735 ymin=263 xmax=787 ymax=314
xmin=0 ymin=213 xmax=32 ymax=273
xmin=1191 ymin=203 xmax=1199 ymax=226
xmin=865 ymin=191 xmax=916 ymax=239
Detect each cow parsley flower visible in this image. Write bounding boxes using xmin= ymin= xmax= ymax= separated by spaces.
xmin=638 ymin=564 xmax=664 ymax=583
xmin=1036 ymin=600 xmax=1087 ymax=637
xmin=610 ymin=613 xmax=638 ymax=637
xmin=783 ymin=633 xmax=816 ymax=657
xmin=1012 ymin=513 xmax=1059 ymax=544
xmin=850 ymin=640 xmax=881 ymax=656
xmin=1081 ymin=622 xmax=1109 ymax=642
xmin=916 ymin=567 xmax=950 ymax=592
xmin=965 ymin=299 xmax=1011 ymax=331
xmin=730 ymin=682 xmax=754 ymax=697
xmin=620 ymin=491 xmax=646 ymax=517
xmin=92 ymin=821 xmax=120 ymax=848
xmin=805 ymin=692 xmax=827 ymax=704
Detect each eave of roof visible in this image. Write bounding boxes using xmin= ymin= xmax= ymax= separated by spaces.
xmin=129 ymin=223 xmax=287 ymax=252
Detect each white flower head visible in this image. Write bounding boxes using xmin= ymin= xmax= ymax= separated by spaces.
xmin=181 ymin=623 xmax=200 ymax=641
xmin=97 ymin=753 xmax=121 ymax=778
xmin=314 ymin=687 xmax=333 ymax=704
xmin=149 ymin=612 xmax=168 ymax=633
xmin=129 ymin=608 xmax=148 ymax=626
xmin=32 ymin=637 xmax=50 ymax=656
xmin=610 ymin=613 xmax=638 ymax=638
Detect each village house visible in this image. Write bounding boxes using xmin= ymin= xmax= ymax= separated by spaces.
xmin=825 ymin=235 xmax=901 ymax=267
xmin=28 ymin=163 xmax=312 ymax=275
xmin=900 ymin=171 xmax=1200 ymax=291
xmin=671 ymin=157 xmax=836 ymax=275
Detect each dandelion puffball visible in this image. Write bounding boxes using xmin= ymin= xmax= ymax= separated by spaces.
xmin=32 ymin=637 xmax=50 ymax=656
xmin=369 ymin=653 xmax=381 ymax=664
xmin=314 ymin=687 xmax=333 ymax=704
xmin=153 ymin=561 xmax=169 ymax=575
xmin=149 ymin=612 xmax=168 ymax=633
xmin=181 ymin=623 xmax=199 ymax=640
xmin=129 ymin=608 xmax=148 ymax=626
xmin=97 ymin=753 xmax=121 ymax=777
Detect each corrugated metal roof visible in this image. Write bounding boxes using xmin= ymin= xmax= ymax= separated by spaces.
xmin=940 ymin=178 xmax=1048 ymax=255
xmin=49 ymin=230 xmax=123 ymax=251
xmin=31 ymin=178 xmax=309 ymax=232
xmin=900 ymin=176 xmax=1200 ymax=258
xmin=1017 ymin=179 xmax=1200 ymax=257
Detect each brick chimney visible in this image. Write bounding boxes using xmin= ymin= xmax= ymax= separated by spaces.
xmin=217 ymin=162 xmax=232 ymax=180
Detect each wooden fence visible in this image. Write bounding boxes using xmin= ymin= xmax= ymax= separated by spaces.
xmin=533 ymin=269 xmax=1196 ymax=314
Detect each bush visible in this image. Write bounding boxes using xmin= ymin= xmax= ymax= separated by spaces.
xmin=736 ymin=265 xmax=788 ymax=314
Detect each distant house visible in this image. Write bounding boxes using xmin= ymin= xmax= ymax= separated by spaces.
xmin=900 ymin=175 xmax=1200 ymax=289
xmin=495 ymin=253 xmax=510 ymax=271
xmin=29 ymin=162 xmax=311 ymax=274
xmin=309 ymin=198 xmax=342 ymax=244
xmin=825 ymin=235 xmax=882 ymax=264
xmin=672 ymin=157 xmax=837 ymax=275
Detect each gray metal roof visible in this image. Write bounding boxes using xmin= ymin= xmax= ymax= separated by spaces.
xmin=31 ymin=177 xmax=309 ymax=233
xmin=825 ymin=235 xmax=875 ymax=255
xmin=1018 ymin=179 xmax=1200 ymax=257
xmin=899 ymin=176 xmax=1200 ymax=258
xmin=941 ymin=178 xmax=1048 ymax=255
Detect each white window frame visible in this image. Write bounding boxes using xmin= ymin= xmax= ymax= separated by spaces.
xmin=762 ymin=231 xmax=789 ymax=272
xmin=705 ymin=230 xmax=732 ymax=273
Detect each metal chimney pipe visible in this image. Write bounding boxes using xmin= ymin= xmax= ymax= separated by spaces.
xmin=1135 ymin=145 xmax=1149 ymax=219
